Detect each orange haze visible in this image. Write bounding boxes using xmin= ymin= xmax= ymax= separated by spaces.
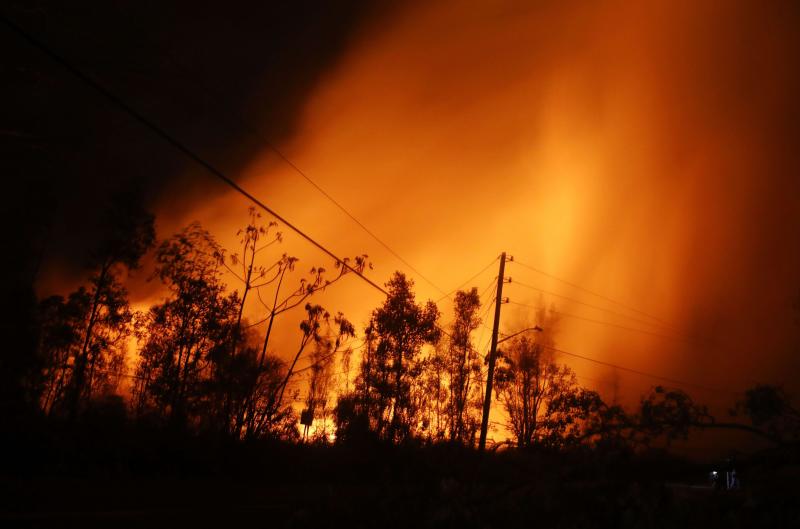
xmin=80 ymin=0 xmax=800 ymax=450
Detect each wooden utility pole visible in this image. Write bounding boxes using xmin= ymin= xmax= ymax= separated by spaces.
xmin=478 ymin=252 xmax=508 ymax=451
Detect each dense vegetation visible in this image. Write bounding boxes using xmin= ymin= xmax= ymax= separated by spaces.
xmin=3 ymin=196 xmax=799 ymax=527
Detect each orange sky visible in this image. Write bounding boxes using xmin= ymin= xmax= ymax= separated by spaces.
xmin=140 ymin=0 xmax=796 ymax=402
xmin=34 ymin=0 xmax=800 ymax=448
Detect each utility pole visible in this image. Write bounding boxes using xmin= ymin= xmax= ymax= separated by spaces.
xmin=478 ymin=252 xmax=510 ymax=451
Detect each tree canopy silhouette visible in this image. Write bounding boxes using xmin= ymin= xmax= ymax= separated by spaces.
xmin=336 ymin=272 xmax=440 ymax=443
xmin=36 ymin=189 xmax=154 ymax=420
xmin=133 ymin=223 xmax=238 ymax=428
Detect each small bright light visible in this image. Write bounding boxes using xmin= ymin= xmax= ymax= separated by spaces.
xmin=712 ymin=471 xmax=718 ymax=476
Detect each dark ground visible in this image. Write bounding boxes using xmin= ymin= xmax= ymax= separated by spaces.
xmin=2 ymin=420 xmax=799 ymax=529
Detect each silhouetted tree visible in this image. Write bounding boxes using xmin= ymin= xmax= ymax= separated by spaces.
xmin=304 ymin=332 xmax=342 ymax=443
xmin=248 ymin=305 xmax=354 ymax=439
xmin=540 ymin=386 xmax=610 ymax=449
xmin=443 ymin=288 xmax=483 ymax=444
xmin=235 ymin=253 xmax=367 ymax=438
xmin=570 ymin=392 xmax=631 ymax=449
xmin=553 ymin=384 xmax=797 ymax=450
xmin=335 ymin=324 xmax=382 ymax=443
xmin=633 ymin=386 xmax=714 ymax=446
xmin=333 ymin=392 xmax=372 ymax=444
xmin=348 ymin=272 xmax=440 ymax=443
xmin=133 ymin=223 xmax=237 ymax=428
xmin=252 ymin=254 xmax=369 ymax=370
xmin=207 ymin=208 xmax=284 ymax=436
xmin=418 ymin=340 xmax=448 ymax=441
xmin=214 ymin=206 xmax=283 ymax=330
xmin=37 ymin=293 xmax=88 ymax=414
xmin=731 ymin=384 xmax=800 ymax=444
xmin=58 ymin=191 xmax=154 ymax=419
xmin=494 ymin=334 xmax=580 ymax=449
xmin=38 ymin=286 xmax=129 ymax=416
xmin=573 ymin=386 xmax=716 ymax=449
xmin=339 ymin=342 xmax=355 ymax=395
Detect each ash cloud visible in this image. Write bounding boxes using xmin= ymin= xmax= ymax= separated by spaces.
xmin=6 ymin=0 xmax=800 ymax=404
xmin=238 ymin=0 xmax=800 ymax=402
xmin=2 ymin=0 xmax=394 ymax=287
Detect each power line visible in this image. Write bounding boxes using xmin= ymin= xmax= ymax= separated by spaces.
xmin=477 ymin=276 xmax=499 ymax=332
xmin=438 ymin=273 xmax=497 ymax=330
xmin=473 ymin=299 xmax=499 ymax=380
xmin=511 ymin=262 xmax=747 ymax=358
xmin=3 ymin=15 xmax=478 ymax=395
xmin=292 ymin=338 xmax=367 ymax=375
xmin=270 ymin=159 xmax=449 ymax=296
xmin=0 ymin=15 xmax=391 ymax=299
xmin=575 ymin=373 xmax=612 ymax=387
xmin=436 ymin=256 xmax=499 ymax=303
xmin=507 ymin=301 xmax=683 ymax=341
xmin=11 ymin=18 xmax=730 ymax=407
xmin=146 ymin=43 xmax=450 ymax=298
xmin=4 ymin=14 xmax=480 ymax=364
xmin=478 ymin=276 xmax=499 ymax=301
xmin=476 ymin=283 xmax=498 ymax=337
xmin=510 ymin=279 xmax=673 ymax=332
xmin=511 ymin=259 xmax=670 ymax=326
xmin=541 ymin=343 xmax=738 ymax=396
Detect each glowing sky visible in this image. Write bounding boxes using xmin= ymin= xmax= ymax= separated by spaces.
xmin=139 ymin=0 xmax=800 ymax=415
xmin=24 ymin=0 xmax=800 ymax=448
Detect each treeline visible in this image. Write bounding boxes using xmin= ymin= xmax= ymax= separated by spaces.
xmin=28 ymin=196 xmax=365 ymax=441
xmin=12 ymin=193 xmax=800 ymax=454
